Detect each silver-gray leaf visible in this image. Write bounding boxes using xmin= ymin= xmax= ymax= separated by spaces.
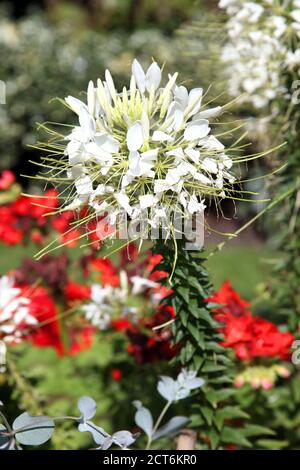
xmin=13 ymin=413 xmax=54 ymax=446
xmin=133 ymin=401 xmax=153 ymax=438
xmin=153 ymin=416 xmax=189 ymax=440
xmin=77 ymin=396 xmax=97 ymax=421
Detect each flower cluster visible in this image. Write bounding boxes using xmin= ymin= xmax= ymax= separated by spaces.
xmin=38 ymin=58 xmax=237 ymax=242
xmin=234 ymin=364 xmax=291 ymax=390
xmin=0 ymin=275 xmax=37 ymax=344
xmin=66 ymin=248 xmax=176 ymax=365
xmin=1 ymin=244 xmax=175 ymax=366
xmin=220 ymin=0 xmax=300 ymax=109
xmin=0 ymin=174 xmax=99 ymax=247
xmin=0 ymin=258 xmax=94 ymax=359
xmin=207 ymin=281 xmax=294 ymax=362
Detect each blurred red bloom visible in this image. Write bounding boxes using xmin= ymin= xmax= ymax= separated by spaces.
xmin=206 ymin=280 xmax=250 ymax=318
xmin=64 ymin=281 xmax=91 ymax=302
xmin=208 ymin=281 xmax=294 ymax=362
xmin=91 ymin=258 xmax=120 ymax=287
xmin=111 ymin=368 xmax=122 ymax=381
xmin=111 ymin=318 xmax=134 ymax=332
xmin=0 ymin=170 xmax=15 ymax=190
xmin=126 ymin=303 xmax=176 ymax=365
xmin=146 ymin=254 xmax=163 ymax=272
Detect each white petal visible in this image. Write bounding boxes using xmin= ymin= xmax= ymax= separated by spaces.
xmin=201 ymin=135 xmax=225 ymax=150
xmin=115 ymin=192 xmax=133 ymax=216
xmin=75 ymin=175 xmax=93 ymax=196
xmin=172 ymin=109 xmax=184 ymax=131
xmin=105 ymin=69 xmax=117 ymax=101
xmin=145 ymin=62 xmax=161 ymax=92
xmin=67 ymin=164 xmax=84 ymax=180
xmin=154 ymin=179 xmax=172 ymax=193
xmin=79 ymin=107 xmax=96 ymax=137
xmin=85 ymin=142 xmax=112 ymax=162
xmin=65 ymin=96 xmax=87 ymax=115
xmin=92 ymin=184 xmax=114 ymax=197
xmin=87 ymin=81 xmax=95 ymax=116
xmin=201 ymin=157 xmax=218 ymax=174
xmin=166 ymin=148 xmax=184 ymax=160
xmin=128 ymin=151 xmax=141 ymax=175
xmin=141 ymin=111 xmax=150 ymax=141
xmin=140 ymin=148 xmax=158 ymax=162
xmin=132 ymin=59 xmax=146 ymax=94
xmin=121 ymin=174 xmax=134 ymax=188
xmin=195 ymin=106 xmax=222 ymax=119
xmin=127 ymin=122 xmax=144 ymax=151
xmin=187 ymin=195 xmax=206 ymax=215
xmin=187 ymin=88 xmax=203 ymax=116
xmin=184 ymin=119 xmax=210 ymax=141
xmin=174 ymin=85 xmax=189 ymax=106
xmin=94 ymin=133 xmax=119 ymax=153
xmin=185 ymin=147 xmax=200 ymax=164
xmin=194 ymin=172 xmax=211 ymax=185
xmin=67 ymin=141 xmax=85 ymax=165
xmin=152 ymin=131 xmax=174 ymax=142
xmin=139 ymin=194 xmax=158 ymax=209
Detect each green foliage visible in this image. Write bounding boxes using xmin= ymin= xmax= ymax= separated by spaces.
xmin=153 ymin=239 xmax=268 ymax=449
xmin=0 ymin=7 xmax=201 ymax=172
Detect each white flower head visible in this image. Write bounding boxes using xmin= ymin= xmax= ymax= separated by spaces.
xmin=0 ymin=276 xmax=37 ymax=344
xmin=220 ymin=0 xmax=300 ymax=109
xmin=38 ymin=58 xmax=241 ymax=243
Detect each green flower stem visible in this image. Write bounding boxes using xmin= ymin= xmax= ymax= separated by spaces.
xmin=146 ymin=400 xmax=172 ymax=450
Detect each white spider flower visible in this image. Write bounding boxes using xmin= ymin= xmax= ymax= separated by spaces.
xmin=82 ymin=270 xmax=160 ymax=331
xmin=220 ymin=1 xmax=300 ymax=110
xmin=0 ymin=276 xmax=37 ymax=344
xmin=37 ymin=58 xmax=242 ymax=244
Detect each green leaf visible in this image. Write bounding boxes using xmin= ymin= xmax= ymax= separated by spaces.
xmin=220 ymin=427 xmax=252 ymax=447
xmin=256 ymin=439 xmax=289 ymax=450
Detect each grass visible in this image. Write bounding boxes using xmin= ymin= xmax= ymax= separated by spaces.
xmin=0 ymin=241 xmax=278 ymax=301
xmin=206 ymin=244 xmax=278 ymax=300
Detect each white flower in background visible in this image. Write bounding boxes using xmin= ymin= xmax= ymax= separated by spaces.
xmin=82 ymin=284 xmax=115 ymax=330
xmin=157 ymin=369 xmax=205 ymax=402
xmin=44 ymin=58 xmax=237 ymax=240
xmin=0 ymin=340 xmax=6 ymax=373
xmin=0 ymin=275 xmax=37 ymax=344
xmin=220 ymin=0 xmax=300 ymax=109
xmin=82 ymin=270 xmax=159 ymax=330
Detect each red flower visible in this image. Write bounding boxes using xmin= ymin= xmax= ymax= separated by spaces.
xmin=209 ymin=281 xmax=295 ymax=362
xmin=68 ymin=326 xmax=94 ymax=355
xmin=61 ymin=228 xmax=82 ymax=247
xmin=207 ymin=280 xmax=250 ymax=318
xmin=126 ymin=303 xmax=176 ymax=365
xmin=111 ymin=318 xmax=134 ymax=332
xmin=119 ymin=243 xmax=138 ymax=267
xmin=64 ymin=281 xmax=91 ymax=302
xmin=22 ymin=285 xmax=64 ymax=354
xmin=91 ymin=258 xmax=120 ymax=287
xmin=149 ymin=270 xmax=169 ymax=282
xmin=111 ymin=368 xmax=122 ymax=381
xmin=146 ymin=254 xmax=163 ymax=272
xmin=0 ymin=170 xmax=15 ymax=190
